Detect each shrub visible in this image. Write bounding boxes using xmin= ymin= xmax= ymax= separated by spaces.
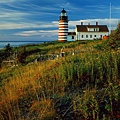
xmin=106 ymin=23 xmax=120 ymax=49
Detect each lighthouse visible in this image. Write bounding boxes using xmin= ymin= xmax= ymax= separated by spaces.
xmin=58 ymin=8 xmax=68 ymax=42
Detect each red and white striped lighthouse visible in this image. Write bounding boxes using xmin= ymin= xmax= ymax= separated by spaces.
xmin=58 ymin=8 xmax=68 ymax=42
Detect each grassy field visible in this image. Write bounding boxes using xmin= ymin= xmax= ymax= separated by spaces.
xmin=0 ymin=40 xmax=120 ymax=120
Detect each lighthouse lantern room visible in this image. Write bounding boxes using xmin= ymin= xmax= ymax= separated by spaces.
xmin=58 ymin=8 xmax=68 ymax=42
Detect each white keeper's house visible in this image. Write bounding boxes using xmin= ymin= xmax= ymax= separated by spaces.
xmin=58 ymin=8 xmax=109 ymax=42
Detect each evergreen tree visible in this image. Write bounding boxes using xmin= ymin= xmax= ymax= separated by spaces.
xmin=4 ymin=43 xmax=12 ymax=58
xmin=5 ymin=43 xmax=12 ymax=52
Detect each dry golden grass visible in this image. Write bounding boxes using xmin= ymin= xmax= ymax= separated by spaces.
xmin=29 ymin=98 xmax=55 ymax=119
xmin=0 ymin=58 xmax=66 ymax=119
xmin=0 ymin=40 xmax=120 ymax=119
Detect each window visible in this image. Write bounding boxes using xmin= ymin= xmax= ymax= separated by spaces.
xmin=101 ymin=35 xmax=102 ymax=38
xmin=94 ymin=35 xmax=96 ymax=37
xmin=86 ymin=35 xmax=88 ymax=38
xmin=81 ymin=35 xmax=83 ymax=38
xmin=72 ymin=36 xmax=74 ymax=39
xmin=90 ymin=35 xmax=92 ymax=38
xmin=96 ymin=28 xmax=99 ymax=31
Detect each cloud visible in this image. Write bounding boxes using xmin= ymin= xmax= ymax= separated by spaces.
xmin=0 ymin=0 xmax=15 ymax=3
xmin=0 ymin=1 xmax=59 ymax=28
xmin=69 ymin=18 xmax=119 ymax=30
xmin=15 ymin=30 xmax=38 ymax=36
xmin=56 ymin=2 xmax=81 ymax=12
xmin=15 ymin=30 xmax=58 ymax=37
xmin=0 ymin=4 xmax=29 ymax=22
xmin=0 ymin=0 xmax=24 ymax=3
xmin=112 ymin=6 xmax=120 ymax=14
xmin=0 ymin=21 xmax=58 ymax=30
xmin=0 ymin=11 xmax=27 ymax=21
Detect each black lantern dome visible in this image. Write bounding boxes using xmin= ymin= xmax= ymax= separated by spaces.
xmin=59 ymin=8 xmax=68 ymax=21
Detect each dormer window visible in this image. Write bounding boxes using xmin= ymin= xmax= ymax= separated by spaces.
xmin=93 ymin=28 xmax=99 ymax=31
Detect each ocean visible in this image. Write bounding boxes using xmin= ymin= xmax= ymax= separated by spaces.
xmin=0 ymin=41 xmax=50 ymax=49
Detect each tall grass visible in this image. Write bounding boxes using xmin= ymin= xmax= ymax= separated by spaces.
xmin=0 ymin=48 xmax=120 ymax=119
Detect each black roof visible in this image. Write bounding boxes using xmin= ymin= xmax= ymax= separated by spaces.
xmin=76 ymin=25 xmax=109 ymax=32
xmin=68 ymin=32 xmax=76 ymax=35
xmin=61 ymin=8 xmax=66 ymax=13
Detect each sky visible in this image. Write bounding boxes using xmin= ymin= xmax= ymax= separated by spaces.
xmin=0 ymin=0 xmax=120 ymax=42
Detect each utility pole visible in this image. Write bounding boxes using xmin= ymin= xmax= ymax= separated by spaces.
xmin=109 ymin=2 xmax=112 ymax=34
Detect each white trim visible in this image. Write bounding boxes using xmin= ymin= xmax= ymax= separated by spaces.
xmin=59 ymin=22 xmax=68 ymax=25
xmin=59 ymin=28 xmax=68 ymax=30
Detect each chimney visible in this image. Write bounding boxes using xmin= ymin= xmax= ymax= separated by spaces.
xmin=96 ymin=22 xmax=98 ymax=26
xmin=81 ymin=22 xmax=83 ymax=25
